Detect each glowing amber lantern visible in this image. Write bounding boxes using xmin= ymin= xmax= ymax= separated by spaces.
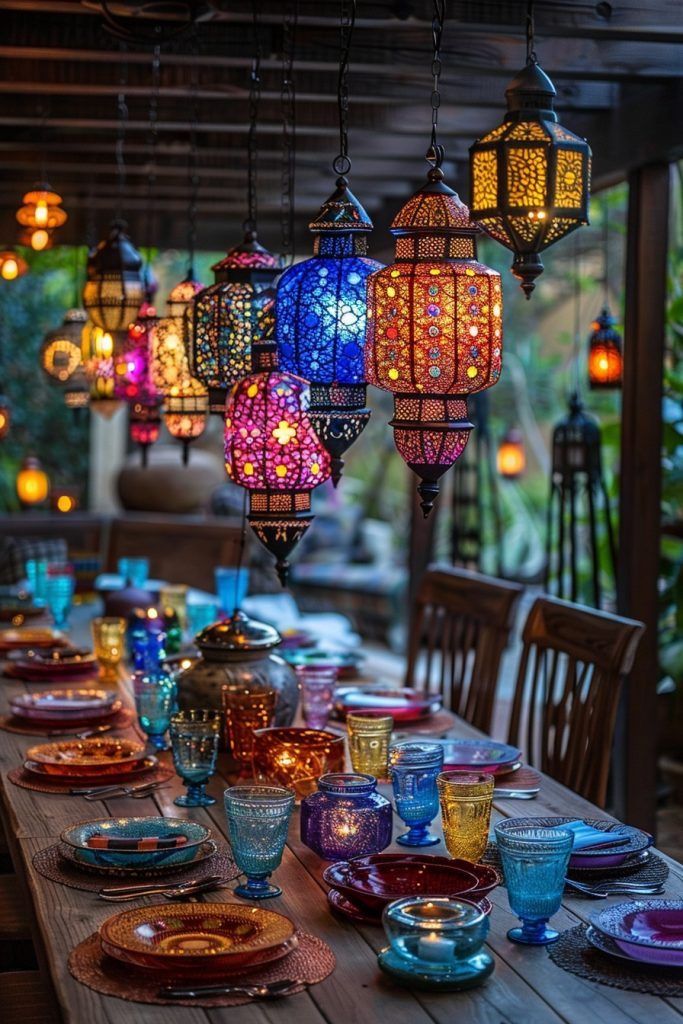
xmin=0 ymin=396 xmax=10 ymax=439
xmin=82 ymin=220 xmax=145 ymax=332
xmin=469 ymin=62 xmax=591 ymax=298
xmin=192 ymin=232 xmax=279 ymax=414
xmin=497 ymin=428 xmax=526 ymax=479
xmin=365 ymin=168 xmax=503 ymax=516
xmin=225 ymin=339 xmax=332 ymax=586
xmin=16 ymin=456 xmax=49 ymax=507
xmin=81 ymin=322 xmax=122 ymax=419
xmin=0 ymin=249 xmax=28 ymax=281
xmin=164 ymin=385 xmax=208 ymax=465
xmin=588 ymin=306 xmax=623 ymax=389
xmin=40 ymin=309 xmax=86 ymax=383
xmin=19 ymin=227 xmax=53 ymax=252
xmin=16 ymin=184 xmax=67 ymax=234
xmin=51 ymin=488 xmax=79 ymax=514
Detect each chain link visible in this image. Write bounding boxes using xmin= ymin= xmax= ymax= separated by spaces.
xmin=245 ymin=0 xmax=262 ymax=236
xmin=426 ymin=0 xmax=445 ymax=168
xmin=280 ymin=0 xmax=298 ymax=265
xmin=115 ymin=44 xmax=128 ymax=220
xmin=333 ymin=0 xmax=355 ymax=178
xmin=187 ymin=27 xmax=200 ymax=276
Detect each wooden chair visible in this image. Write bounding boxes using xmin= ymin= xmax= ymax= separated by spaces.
xmin=507 ymin=595 xmax=645 ymax=807
xmin=105 ymin=514 xmax=244 ymax=591
xmin=406 ymin=566 xmax=524 ymax=733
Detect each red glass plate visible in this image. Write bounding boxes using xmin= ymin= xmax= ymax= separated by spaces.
xmin=323 ymin=857 xmax=487 ymax=912
xmin=23 ymin=754 xmax=158 ymax=785
xmin=327 ymin=887 xmax=492 ymax=924
xmin=334 ymin=688 xmax=442 ymax=722
xmin=324 ymin=853 xmax=499 ymax=908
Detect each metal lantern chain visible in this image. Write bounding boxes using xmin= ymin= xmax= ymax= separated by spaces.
xmin=145 ymin=45 xmax=161 ymax=263
xmin=115 ymin=47 xmax=128 ymax=221
xmin=245 ymin=0 xmax=262 ymax=235
xmin=280 ymin=0 xmax=298 ymax=265
xmin=333 ymin=0 xmax=355 ymax=177
xmin=602 ymin=195 xmax=610 ymax=303
xmin=187 ymin=30 xmax=200 ymax=277
xmin=525 ymin=0 xmax=537 ymax=65
xmin=428 ymin=0 xmax=446 ymax=168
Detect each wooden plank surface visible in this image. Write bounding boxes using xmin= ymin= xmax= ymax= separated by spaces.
xmin=1 ymin=609 xmax=681 ymax=1024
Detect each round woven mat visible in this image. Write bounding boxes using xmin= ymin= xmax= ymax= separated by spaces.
xmin=69 ymin=929 xmax=336 ymax=1007
xmin=0 ymin=708 xmax=134 ymax=737
xmin=33 ymin=842 xmax=238 ymax=891
xmin=548 ymin=925 xmax=683 ymax=995
xmin=6 ymin=764 xmax=174 ymax=795
xmin=482 ymin=843 xmax=669 ymax=895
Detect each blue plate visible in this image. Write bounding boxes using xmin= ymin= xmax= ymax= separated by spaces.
xmin=60 ymin=816 xmax=211 ymax=868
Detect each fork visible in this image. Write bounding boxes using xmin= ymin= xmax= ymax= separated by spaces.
xmin=160 ymin=978 xmax=298 ymax=999
xmin=564 ymin=877 xmax=665 ymax=899
xmin=98 ymin=875 xmax=228 ymax=902
xmin=81 ymin=781 xmax=166 ymax=801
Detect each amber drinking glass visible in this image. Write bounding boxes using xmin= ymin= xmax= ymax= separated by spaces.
xmin=437 ymin=771 xmax=495 ymax=863
xmin=252 ymin=726 xmax=345 ymax=800
xmin=222 ymin=685 xmax=276 ymax=765
xmin=346 ymin=712 xmax=393 ymax=780
xmin=91 ymin=616 xmax=126 ymax=683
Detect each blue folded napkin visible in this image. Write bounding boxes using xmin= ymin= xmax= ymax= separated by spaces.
xmin=561 ymin=820 xmax=629 ymax=851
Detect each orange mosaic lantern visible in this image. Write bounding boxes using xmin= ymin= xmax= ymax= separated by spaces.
xmin=588 ymin=306 xmax=623 ymax=389
xmin=365 ymin=168 xmax=503 ymax=515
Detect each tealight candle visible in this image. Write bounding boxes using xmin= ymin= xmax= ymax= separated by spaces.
xmin=417 ymin=932 xmax=457 ymax=963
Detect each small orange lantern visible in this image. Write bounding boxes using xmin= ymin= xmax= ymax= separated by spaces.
xmin=497 ymin=428 xmax=526 ymax=479
xmin=51 ymin=488 xmax=79 ymax=514
xmin=587 ymin=307 xmax=623 ymax=389
xmin=16 ymin=456 xmax=49 ymax=507
xmin=0 ymin=249 xmax=28 ymax=282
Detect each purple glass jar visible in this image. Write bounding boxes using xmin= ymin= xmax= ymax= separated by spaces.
xmin=300 ymin=772 xmax=393 ymax=861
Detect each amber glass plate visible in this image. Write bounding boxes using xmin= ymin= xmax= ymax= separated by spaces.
xmin=100 ymin=934 xmax=299 ymax=976
xmin=100 ymin=903 xmax=296 ymax=972
xmin=0 ymin=627 xmax=66 ymax=650
xmin=25 ymin=738 xmax=146 ymax=776
xmin=24 ymin=755 xmax=158 ymax=784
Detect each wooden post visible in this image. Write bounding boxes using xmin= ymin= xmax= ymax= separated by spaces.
xmin=88 ymin=404 xmax=127 ymax=513
xmin=407 ymin=476 xmax=440 ymax=639
xmin=615 ymin=162 xmax=671 ymax=833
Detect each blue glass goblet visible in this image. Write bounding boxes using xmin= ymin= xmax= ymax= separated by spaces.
xmin=170 ymin=710 xmax=221 ymax=807
xmin=494 ymin=825 xmax=573 ymax=945
xmin=44 ymin=565 xmax=75 ymax=631
xmin=390 ymin=741 xmax=444 ymax=846
xmin=118 ymin=556 xmax=150 ymax=588
xmin=224 ymin=784 xmax=295 ymax=900
xmin=134 ymin=670 xmax=176 ymax=751
xmin=25 ymin=558 xmax=49 ymax=606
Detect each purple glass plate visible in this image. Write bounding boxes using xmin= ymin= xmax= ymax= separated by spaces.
xmin=494 ymin=816 xmax=652 ymax=868
xmin=335 ymin=688 xmax=442 ymax=723
xmin=435 ymin=738 xmax=521 ymax=768
xmin=591 ymin=900 xmax=683 ymax=965
xmin=586 ymin=925 xmax=683 ymax=969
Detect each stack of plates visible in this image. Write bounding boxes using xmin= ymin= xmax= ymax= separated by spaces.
xmin=5 ymin=647 xmax=97 ymax=682
xmin=587 ymin=900 xmax=683 ymax=967
xmin=9 ymin=689 xmax=122 ymax=730
xmin=323 ymin=853 xmax=499 ymax=924
xmin=99 ymin=903 xmax=298 ymax=978
xmin=494 ymin=816 xmax=653 ymax=871
xmin=23 ymin=737 xmax=156 ymax=785
xmin=334 ymin=688 xmax=442 ymax=723
xmin=0 ymin=628 xmax=66 ymax=652
xmin=60 ymin=817 xmax=212 ymax=871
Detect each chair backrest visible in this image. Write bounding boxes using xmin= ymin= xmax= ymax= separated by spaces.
xmin=106 ymin=514 xmax=244 ymax=591
xmin=406 ymin=565 xmax=524 ymax=732
xmin=507 ymin=595 xmax=645 ymax=807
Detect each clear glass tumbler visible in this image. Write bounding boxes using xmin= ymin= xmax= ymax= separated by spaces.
xmin=296 ymin=666 xmax=337 ymax=730
xmin=390 ymin=741 xmax=444 ymax=847
xmin=222 ymin=685 xmax=276 ymax=765
xmin=170 ymin=709 xmax=221 ymax=807
xmin=494 ymin=824 xmax=573 ymax=945
xmin=437 ymin=771 xmax=494 ymax=862
xmin=44 ymin=564 xmax=75 ymax=631
xmin=347 ymin=712 xmax=393 ymax=780
xmin=224 ymin=784 xmax=295 ymax=899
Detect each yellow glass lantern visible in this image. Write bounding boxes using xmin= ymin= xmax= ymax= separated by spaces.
xmin=0 ymin=249 xmax=28 ymax=281
xmin=497 ymin=428 xmax=526 ymax=479
xmin=470 ymin=62 xmax=591 ymax=298
xmin=81 ymin=321 xmax=122 ymax=419
xmin=16 ymin=457 xmax=49 ymax=507
xmin=40 ymin=309 xmax=86 ymax=383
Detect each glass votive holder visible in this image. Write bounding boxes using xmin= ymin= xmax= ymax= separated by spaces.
xmin=117 ymin=556 xmax=150 ymax=588
xmin=300 ymin=772 xmax=393 ymax=861
xmin=252 ymin=726 xmax=345 ymax=800
xmin=169 ymin=709 xmax=221 ymax=807
xmin=379 ymin=897 xmax=493 ymax=991
xmin=222 ymin=685 xmax=277 ymax=765
xmin=224 ymin=784 xmax=294 ymax=899
xmin=91 ymin=616 xmax=126 ymax=681
xmin=437 ymin=771 xmax=494 ymax=863
xmin=25 ymin=558 xmax=49 ymax=606
xmin=215 ymin=566 xmax=250 ymax=616
xmin=44 ymin=564 xmax=75 ymax=631
xmin=390 ymin=741 xmax=444 ymax=847
xmin=296 ymin=665 xmax=337 ymax=730
xmin=346 ymin=712 xmax=393 ymax=780
xmin=160 ymin=584 xmax=188 ymax=632
xmin=494 ymin=824 xmax=573 ymax=945
xmin=186 ymin=598 xmax=220 ymax=638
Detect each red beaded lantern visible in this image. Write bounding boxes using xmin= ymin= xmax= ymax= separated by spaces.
xmin=114 ymin=301 xmax=159 ymax=404
xmin=365 ymin=169 xmax=503 ymax=515
xmin=225 ymin=340 xmax=331 ymax=587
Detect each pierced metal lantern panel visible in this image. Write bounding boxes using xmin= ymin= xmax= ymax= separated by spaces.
xmin=40 ymin=309 xmax=86 ymax=383
xmin=82 ymin=221 xmax=145 ymax=332
xmin=164 ymin=385 xmax=208 ymax=441
xmin=167 ymin=276 xmax=204 ymax=320
xmin=470 ymin=62 xmax=591 ymax=297
xmin=588 ymin=306 xmax=623 ymax=389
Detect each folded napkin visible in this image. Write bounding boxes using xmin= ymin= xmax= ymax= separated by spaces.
xmin=561 ymin=820 xmax=629 ymax=851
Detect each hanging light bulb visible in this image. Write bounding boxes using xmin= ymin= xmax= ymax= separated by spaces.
xmin=40 ymin=309 xmax=86 ymax=383
xmin=81 ymin=321 xmax=122 ymax=419
xmin=469 ymin=4 xmax=591 ymax=298
xmin=82 ymin=220 xmax=145 ymax=332
xmin=497 ymin=428 xmax=526 ymax=478
xmin=0 ymin=249 xmax=28 ymax=281
xmin=16 ymin=456 xmax=49 ymax=507
xmin=16 ymin=184 xmax=67 ymax=234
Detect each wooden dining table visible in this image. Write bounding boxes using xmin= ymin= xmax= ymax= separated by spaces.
xmin=0 ymin=608 xmax=681 ymax=1024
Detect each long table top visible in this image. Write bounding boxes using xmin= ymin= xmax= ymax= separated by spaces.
xmin=1 ymin=616 xmax=682 ymax=1024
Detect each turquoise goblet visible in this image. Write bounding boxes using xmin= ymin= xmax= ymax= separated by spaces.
xmin=170 ymin=710 xmax=221 ymax=807
xmin=495 ymin=825 xmax=573 ymax=945
xmin=224 ymin=784 xmax=294 ymax=900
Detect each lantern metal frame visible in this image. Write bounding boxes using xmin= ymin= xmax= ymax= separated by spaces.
xmin=587 ymin=305 xmax=623 ymax=389
xmin=82 ymin=220 xmax=145 ymax=332
xmin=40 ymin=309 xmax=86 ymax=383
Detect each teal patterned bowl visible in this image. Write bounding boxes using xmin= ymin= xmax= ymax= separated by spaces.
xmin=60 ymin=817 xmax=211 ymax=868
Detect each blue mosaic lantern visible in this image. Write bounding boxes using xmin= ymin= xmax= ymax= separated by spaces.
xmin=276 ymin=179 xmax=384 ymax=484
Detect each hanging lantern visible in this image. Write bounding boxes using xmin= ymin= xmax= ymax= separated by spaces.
xmin=276 ymin=179 xmax=383 ymax=485
xmin=51 ymin=488 xmax=79 ymax=514
xmin=16 ymin=456 xmax=49 ymax=507
xmin=18 ymin=227 xmax=53 ymax=252
xmin=16 ymin=184 xmax=67 ymax=233
xmin=588 ymin=306 xmax=623 ymax=389
xmin=40 ymin=309 xmax=86 ymax=383
xmin=164 ymin=385 xmax=208 ymax=465
xmin=365 ymin=168 xmax=503 ymax=516
xmin=0 ymin=395 xmax=10 ymax=439
xmin=129 ymin=399 xmax=162 ymax=467
xmin=469 ymin=62 xmax=591 ymax=298
xmin=63 ymin=364 xmax=90 ymax=413
xmin=167 ymin=275 xmax=204 ymax=320
xmin=114 ymin=301 xmax=159 ymax=404
xmin=82 ymin=220 xmax=145 ymax=332
xmin=496 ymin=428 xmax=526 ymax=479
xmin=191 ymin=232 xmax=279 ymax=414
xmin=81 ymin=322 xmax=122 ymax=419
xmin=225 ymin=338 xmax=332 ymax=587
xmin=0 ymin=249 xmax=28 ymax=281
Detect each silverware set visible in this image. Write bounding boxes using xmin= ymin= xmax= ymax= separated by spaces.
xmin=564 ymin=876 xmax=665 ymax=899
xmin=160 ymin=977 xmax=298 ymax=1000
xmin=70 ymin=780 xmax=168 ymax=800
xmin=48 ymin=723 xmax=115 ymax=740
xmin=98 ymin=874 xmax=230 ymax=902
